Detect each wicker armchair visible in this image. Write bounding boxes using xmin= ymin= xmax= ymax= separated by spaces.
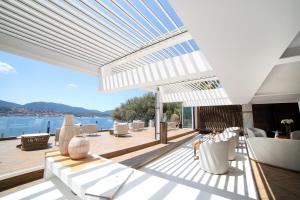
xmin=21 ymin=133 xmax=50 ymax=151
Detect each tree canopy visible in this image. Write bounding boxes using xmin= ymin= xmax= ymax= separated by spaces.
xmin=111 ymin=93 xmax=182 ymax=124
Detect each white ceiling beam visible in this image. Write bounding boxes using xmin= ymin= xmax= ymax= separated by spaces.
xmin=103 ymin=31 xmax=192 ymax=71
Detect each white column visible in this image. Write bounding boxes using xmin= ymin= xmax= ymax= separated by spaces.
xmin=298 ymin=101 xmax=300 ymax=112
xmin=242 ymin=104 xmax=254 ymax=132
xmin=155 ymin=87 xmax=163 ymax=140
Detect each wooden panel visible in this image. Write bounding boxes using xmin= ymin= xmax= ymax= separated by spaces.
xmin=196 ymin=105 xmax=243 ymax=132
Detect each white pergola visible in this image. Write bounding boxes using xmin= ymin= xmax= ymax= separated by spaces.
xmin=0 ymin=0 xmax=228 ymax=109
xmin=1 ymin=0 xmax=300 ymax=134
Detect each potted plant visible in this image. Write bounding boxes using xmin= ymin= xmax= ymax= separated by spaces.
xmin=281 ymin=119 xmax=294 ymax=134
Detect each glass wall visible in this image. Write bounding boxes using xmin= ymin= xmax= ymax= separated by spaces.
xmin=182 ymin=107 xmax=193 ymax=128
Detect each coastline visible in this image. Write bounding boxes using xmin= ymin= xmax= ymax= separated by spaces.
xmin=0 ymin=116 xmax=114 ymax=138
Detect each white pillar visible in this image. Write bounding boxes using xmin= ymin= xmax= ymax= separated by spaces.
xmin=298 ymin=101 xmax=300 ymax=112
xmin=242 ymin=104 xmax=254 ymax=132
xmin=155 ymin=88 xmax=163 ymax=140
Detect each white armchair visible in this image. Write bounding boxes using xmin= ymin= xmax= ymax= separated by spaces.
xmin=224 ymin=127 xmax=241 ymax=133
xmin=246 ymin=128 xmax=267 ymax=138
xmin=113 ymin=123 xmax=129 ymax=137
xmin=199 ymin=140 xmax=229 ymax=174
xmin=215 ymin=132 xmax=237 ymax=160
xmin=290 ymin=130 xmax=300 ymax=140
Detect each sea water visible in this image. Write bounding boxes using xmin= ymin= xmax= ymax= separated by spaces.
xmin=0 ymin=116 xmax=114 ymax=138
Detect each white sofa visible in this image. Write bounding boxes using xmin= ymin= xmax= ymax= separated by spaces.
xmin=246 ymin=137 xmax=300 ymax=171
xmin=113 ymin=123 xmax=129 ymax=137
xmin=290 ymin=130 xmax=300 ymax=140
xmin=199 ymin=140 xmax=229 ymax=174
xmin=246 ymin=128 xmax=267 ymax=138
xmin=131 ymin=120 xmax=145 ymax=131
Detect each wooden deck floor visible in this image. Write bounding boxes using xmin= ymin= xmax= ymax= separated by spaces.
xmin=1 ymin=131 xmax=299 ymax=199
xmin=0 ymin=128 xmax=193 ymax=180
xmin=250 ymin=160 xmax=300 ymax=200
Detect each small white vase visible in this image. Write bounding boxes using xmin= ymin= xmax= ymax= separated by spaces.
xmin=68 ymin=136 xmax=89 ymax=160
xmin=59 ymin=115 xmax=79 ymax=155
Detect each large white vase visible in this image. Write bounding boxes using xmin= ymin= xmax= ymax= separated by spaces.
xmin=68 ymin=136 xmax=90 ymax=160
xmin=59 ymin=114 xmax=79 ymax=155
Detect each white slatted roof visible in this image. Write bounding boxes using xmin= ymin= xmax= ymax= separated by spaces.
xmin=160 ymin=77 xmax=232 ymax=107
xmin=0 ymin=0 xmax=233 ymax=107
xmin=0 ymin=0 xmax=195 ymax=69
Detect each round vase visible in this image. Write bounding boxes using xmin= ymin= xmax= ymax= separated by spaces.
xmin=59 ymin=114 xmax=79 ymax=155
xmin=68 ymin=135 xmax=90 ymax=160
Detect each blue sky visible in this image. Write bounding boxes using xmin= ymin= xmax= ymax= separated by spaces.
xmin=0 ymin=51 xmax=147 ymax=111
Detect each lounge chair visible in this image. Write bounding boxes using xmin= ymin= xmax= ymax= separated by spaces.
xmin=20 ymin=133 xmax=50 ymax=151
xmin=131 ymin=120 xmax=145 ymax=131
xmin=113 ymin=123 xmax=129 ymax=137
xmin=167 ymin=121 xmax=177 ymax=130
xmin=79 ymin=124 xmax=98 ymax=135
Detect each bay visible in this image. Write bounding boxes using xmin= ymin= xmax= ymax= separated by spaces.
xmin=0 ymin=116 xmax=114 ymax=138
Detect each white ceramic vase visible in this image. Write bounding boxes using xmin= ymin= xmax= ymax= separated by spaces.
xmin=59 ymin=114 xmax=79 ymax=155
xmin=68 ymin=135 xmax=89 ymax=160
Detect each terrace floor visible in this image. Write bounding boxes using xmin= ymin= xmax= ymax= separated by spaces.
xmin=141 ymin=135 xmax=258 ymax=200
xmin=1 ymin=132 xmax=299 ymax=199
xmin=0 ymin=127 xmax=193 ymax=180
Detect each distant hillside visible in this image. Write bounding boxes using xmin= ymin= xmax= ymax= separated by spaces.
xmin=0 ymin=100 xmax=22 ymax=109
xmin=102 ymin=110 xmax=113 ymax=116
xmin=0 ymin=100 xmax=111 ymax=116
xmin=24 ymin=102 xmax=99 ymax=114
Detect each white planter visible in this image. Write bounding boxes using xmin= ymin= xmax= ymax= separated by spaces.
xmin=68 ymin=136 xmax=90 ymax=160
xmin=59 ymin=115 xmax=79 ymax=155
